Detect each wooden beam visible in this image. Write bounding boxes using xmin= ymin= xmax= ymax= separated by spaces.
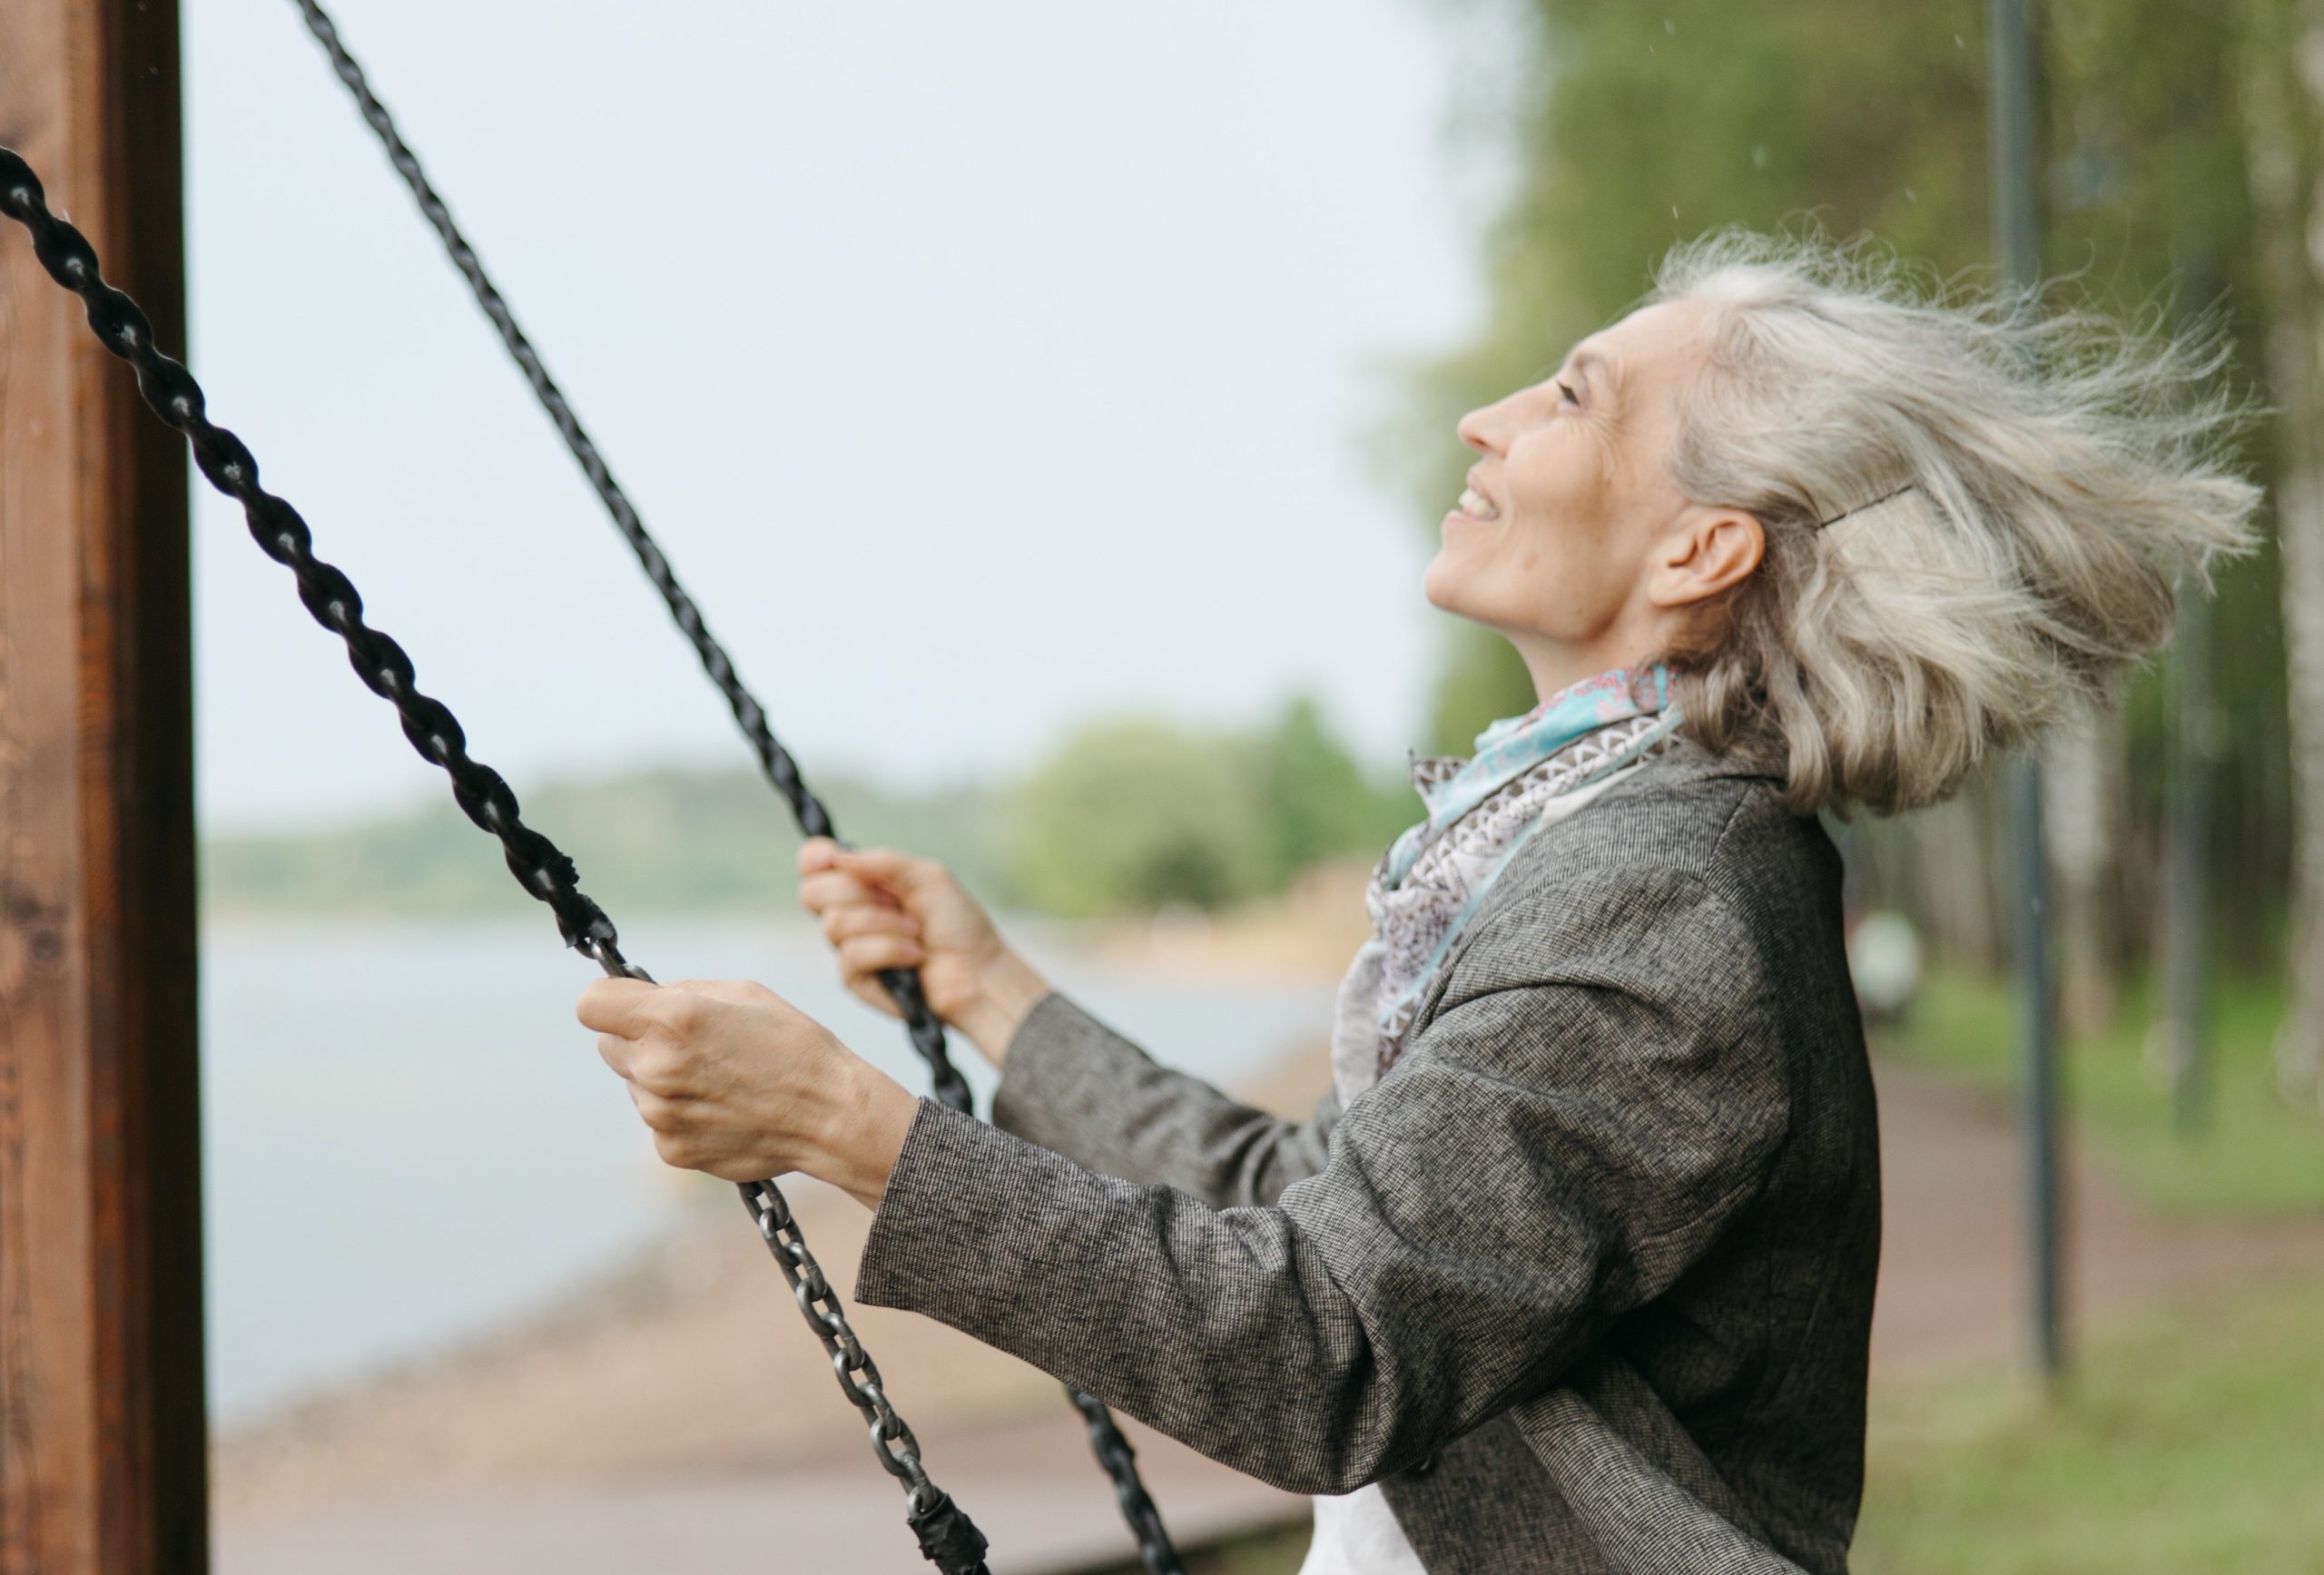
xmin=0 ymin=4 xmax=205 ymax=1573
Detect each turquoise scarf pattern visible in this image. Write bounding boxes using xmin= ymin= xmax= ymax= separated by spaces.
xmin=1334 ymin=662 xmax=1681 ymax=1093
xmin=1382 ymin=664 xmax=1675 ymax=889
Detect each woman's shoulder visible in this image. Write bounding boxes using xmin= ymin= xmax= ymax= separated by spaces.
xmin=1523 ymin=737 xmax=1817 ymax=886
xmin=1448 ymin=740 xmax=1839 ymax=986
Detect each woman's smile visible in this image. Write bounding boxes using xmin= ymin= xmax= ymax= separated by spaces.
xmin=1451 ymin=474 xmax=1503 ymax=525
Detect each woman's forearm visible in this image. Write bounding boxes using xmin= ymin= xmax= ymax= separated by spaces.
xmin=992 ymin=993 xmax=1337 ymax=1207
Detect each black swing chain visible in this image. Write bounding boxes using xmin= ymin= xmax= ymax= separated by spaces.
xmin=289 ymin=0 xmax=983 ymax=1116
xmin=0 ymin=147 xmax=989 ymax=1575
xmin=283 ymin=7 xmax=1185 ymax=1572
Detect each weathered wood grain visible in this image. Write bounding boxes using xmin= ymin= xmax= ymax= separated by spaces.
xmin=0 ymin=3 xmax=203 ymax=1570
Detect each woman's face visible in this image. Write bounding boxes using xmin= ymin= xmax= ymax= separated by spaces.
xmin=1424 ymin=300 xmax=1759 ymax=691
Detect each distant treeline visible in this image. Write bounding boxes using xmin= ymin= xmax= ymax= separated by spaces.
xmin=202 ymin=697 xmax=1421 ymax=921
xmin=202 ymin=768 xmax=1006 ymax=922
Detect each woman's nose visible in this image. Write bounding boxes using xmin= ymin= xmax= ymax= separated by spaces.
xmin=1457 ymin=404 xmax=1502 ymax=454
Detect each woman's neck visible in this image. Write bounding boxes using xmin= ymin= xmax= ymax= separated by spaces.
xmin=1510 ymin=635 xmax=1658 ymax=710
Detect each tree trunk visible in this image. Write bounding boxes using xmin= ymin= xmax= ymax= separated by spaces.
xmin=2044 ymin=711 xmax=2127 ymax=1035
xmin=1912 ymin=786 xmax=2007 ymax=972
xmin=2243 ymin=0 xmax=2324 ymax=1106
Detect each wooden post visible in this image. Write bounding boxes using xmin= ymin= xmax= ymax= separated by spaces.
xmin=0 ymin=3 xmax=205 ymax=1573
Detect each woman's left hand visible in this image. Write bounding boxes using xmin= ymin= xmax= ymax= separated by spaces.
xmin=576 ymin=977 xmax=919 ymax=1209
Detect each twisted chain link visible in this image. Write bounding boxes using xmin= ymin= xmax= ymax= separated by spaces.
xmin=284 ymin=7 xmax=1182 ymax=1570
xmin=0 ymin=146 xmax=985 ymax=1575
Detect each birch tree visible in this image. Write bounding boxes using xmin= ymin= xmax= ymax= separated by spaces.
xmin=2243 ymin=0 xmax=2324 ymax=1105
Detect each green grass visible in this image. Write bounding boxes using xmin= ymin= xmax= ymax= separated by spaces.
xmin=1855 ymin=1268 xmax=2324 ymax=1574
xmin=1091 ymin=1273 xmax=2324 ymax=1575
xmin=1872 ymin=970 xmax=2324 ymax=1218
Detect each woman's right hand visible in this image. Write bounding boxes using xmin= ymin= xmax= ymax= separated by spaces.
xmin=794 ymin=839 xmax=1051 ymax=1065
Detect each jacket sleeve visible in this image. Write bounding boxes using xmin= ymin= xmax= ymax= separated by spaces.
xmin=988 ymin=991 xmax=1339 ymax=1208
xmin=853 ymin=864 xmax=1790 ymax=1495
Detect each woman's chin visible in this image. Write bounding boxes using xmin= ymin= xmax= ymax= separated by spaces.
xmin=1426 ymin=512 xmax=1505 ymax=606
xmin=1421 ymin=554 xmax=1477 ymax=618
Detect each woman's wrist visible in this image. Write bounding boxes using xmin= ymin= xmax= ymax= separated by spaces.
xmin=956 ymin=949 xmax=1051 ymax=1066
xmin=812 ymin=1057 xmax=921 ymax=1212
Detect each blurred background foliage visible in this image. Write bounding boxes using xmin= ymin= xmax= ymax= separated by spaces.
xmin=1000 ymin=700 xmax=1415 ymax=918
xmin=1410 ymin=0 xmax=2295 ymax=985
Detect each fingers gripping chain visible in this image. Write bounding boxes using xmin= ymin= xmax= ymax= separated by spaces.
xmin=285 ymin=7 xmax=1180 ymax=1569
xmin=0 ymin=147 xmax=984 ymax=1573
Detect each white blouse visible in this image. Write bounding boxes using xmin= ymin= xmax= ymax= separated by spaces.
xmin=1299 ymin=1486 xmax=1431 ymax=1575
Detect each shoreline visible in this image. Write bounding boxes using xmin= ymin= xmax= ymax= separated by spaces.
xmin=212 ymin=1038 xmax=1339 ymax=1521
xmin=199 ymin=859 xmax=1384 ymax=987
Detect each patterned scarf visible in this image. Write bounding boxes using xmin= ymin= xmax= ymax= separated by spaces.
xmin=1329 ymin=665 xmax=1679 ymax=1100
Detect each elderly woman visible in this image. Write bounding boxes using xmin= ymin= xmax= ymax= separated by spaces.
xmin=577 ymin=234 xmax=2254 ymax=1573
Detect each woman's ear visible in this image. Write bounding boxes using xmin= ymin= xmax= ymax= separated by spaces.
xmin=1647 ymin=507 xmax=1765 ymax=610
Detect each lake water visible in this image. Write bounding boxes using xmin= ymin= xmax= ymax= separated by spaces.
xmin=201 ymin=914 xmax=1338 ymax=1423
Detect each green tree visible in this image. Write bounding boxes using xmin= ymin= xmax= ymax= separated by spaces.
xmin=1001 ymin=719 xmax=1267 ymax=917
xmin=1242 ymin=695 xmax=1416 ymax=884
xmin=2240 ymin=0 xmax=2324 ymax=1104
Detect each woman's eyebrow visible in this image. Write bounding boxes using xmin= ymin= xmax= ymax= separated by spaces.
xmin=1567 ymin=349 xmax=1622 ymax=416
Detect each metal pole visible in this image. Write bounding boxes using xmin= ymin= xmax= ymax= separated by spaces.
xmin=1989 ymin=0 xmax=2066 ymax=1381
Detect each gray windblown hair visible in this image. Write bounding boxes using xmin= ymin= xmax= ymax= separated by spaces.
xmin=1649 ymin=231 xmax=2260 ymax=816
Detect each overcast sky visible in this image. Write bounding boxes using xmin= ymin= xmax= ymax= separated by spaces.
xmin=183 ymin=0 xmax=1499 ymax=832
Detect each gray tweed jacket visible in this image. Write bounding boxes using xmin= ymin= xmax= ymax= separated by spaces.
xmin=856 ymin=741 xmax=1881 ymax=1573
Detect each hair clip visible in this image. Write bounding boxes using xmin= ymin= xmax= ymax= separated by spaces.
xmin=1815 ymin=483 xmax=1916 ymax=531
